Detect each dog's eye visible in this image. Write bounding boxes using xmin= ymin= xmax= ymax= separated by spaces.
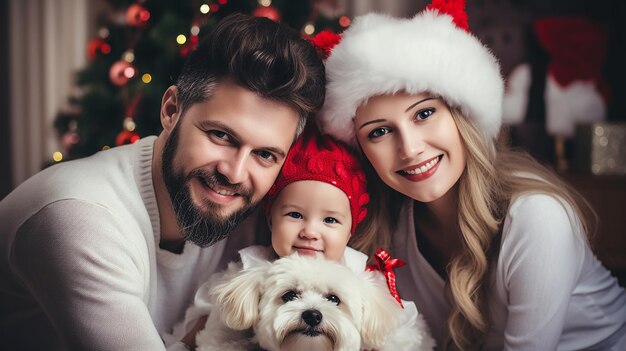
xmin=281 ymin=290 xmax=299 ymax=302
xmin=326 ymin=294 xmax=341 ymax=305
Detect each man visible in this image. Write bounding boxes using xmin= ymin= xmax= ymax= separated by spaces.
xmin=0 ymin=13 xmax=325 ymax=350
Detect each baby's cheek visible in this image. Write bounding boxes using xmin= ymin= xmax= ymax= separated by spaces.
xmin=323 ymin=249 xmax=343 ymax=262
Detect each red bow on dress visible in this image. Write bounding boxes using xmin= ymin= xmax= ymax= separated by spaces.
xmin=366 ymin=248 xmax=406 ymax=308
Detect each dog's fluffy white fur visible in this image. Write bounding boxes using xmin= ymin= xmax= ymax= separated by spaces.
xmin=196 ymin=254 xmax=434 ymax=351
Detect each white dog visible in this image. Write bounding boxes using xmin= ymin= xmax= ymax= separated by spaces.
xmin=196 ymin=254 xmax=435 ymax=351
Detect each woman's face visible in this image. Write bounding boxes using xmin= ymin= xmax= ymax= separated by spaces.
xmin=354 ymin=92 xmax=466 ymax=203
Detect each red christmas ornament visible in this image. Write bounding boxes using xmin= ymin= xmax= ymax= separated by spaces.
xmin=86 ymin=38 xmax=111 ymax=61
xmin=252 ymin=6 xmax=281 ymax=22
xmin=126 ymin=4 xmax=151 ymax=27
xmin=109 ymin=60 xmax=136 ymax=86
xmin=116 ymin=130 xmax=141 ymax=146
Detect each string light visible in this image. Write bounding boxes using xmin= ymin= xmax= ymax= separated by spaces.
xmin=339 ymin=16 xmax=351 ymax=27
xmin=303 ymin=23 xmax=315 ymax=35
xmin=190 ymin=25 xmax=200 ymax=36
xmin=98 ymin=27 xmax=109 ymax=38
xmin=123 ymin=50 xmax=135 ymax=63
xmin=200 ymin=4 xmax=210 ymax=14
xmin=124 ymin=117 xmax=137 ymax=131
xmin=123 ymin=66 xmax=136 ymax=79
xmin=102 ymin=145 xmax=111 ymax=151
xmin=259 ymin=0 xmax=272 ymax=6
xmin=176 ymin=34 xmax=187 ymax=45
xmin=52 ymin=151 xmax=63 ymax=162
xmin=141 ymin=73 xmax=152 ymax=83
xmin=100 ymin=43 xmax=111 ymax=55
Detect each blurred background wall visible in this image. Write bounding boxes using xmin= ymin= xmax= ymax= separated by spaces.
xmin=1 ymin=0 xmax=10 ymax=199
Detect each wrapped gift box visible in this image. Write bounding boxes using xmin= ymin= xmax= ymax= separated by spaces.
xmin=573 ymin=123 xmax=626 ymax=175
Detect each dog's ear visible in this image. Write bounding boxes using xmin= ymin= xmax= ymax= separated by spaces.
xmin=358 ymin=270 xmax=402 ymax=348
xmin=210 ymin=263 xmax=269 ymax=330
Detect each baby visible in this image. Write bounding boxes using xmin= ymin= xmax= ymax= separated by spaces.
xmin=179 ymin=127 xmax=434 ymax=350
xmin=259 ymin=124 xmax=370 ymax=266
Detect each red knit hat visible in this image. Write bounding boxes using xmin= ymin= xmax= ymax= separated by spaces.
xmin=263 ymin=127 xmax=369 ymax=235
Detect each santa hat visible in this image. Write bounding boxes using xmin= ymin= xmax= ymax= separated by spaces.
xmin=263 ymin=126 xmax=370 ymax=235
xmin=318 ymin=0 xmax=504 ymax=146
xmin=535 ymin=17 xmax=608 ymax=137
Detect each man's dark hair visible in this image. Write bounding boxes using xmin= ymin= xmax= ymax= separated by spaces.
xmin=176 ymin=13 xmax=326 ymax=136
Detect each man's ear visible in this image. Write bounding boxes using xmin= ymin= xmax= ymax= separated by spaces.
xmin=161 ymin=86 xmax=181 ymax=133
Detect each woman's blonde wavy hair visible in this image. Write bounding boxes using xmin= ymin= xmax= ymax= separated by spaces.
xmin=350 ymin=107 xmax=597 ymax=350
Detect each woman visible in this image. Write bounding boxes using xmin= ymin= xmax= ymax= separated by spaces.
xmin=318 ymin=0 xmax=626 ymax=350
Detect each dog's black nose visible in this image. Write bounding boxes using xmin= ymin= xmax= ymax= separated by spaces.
xmin=302 ymin=309 xmax=322 ymax=327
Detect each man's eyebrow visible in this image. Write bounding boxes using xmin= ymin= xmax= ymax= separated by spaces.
xmin=198 ymin=120 xmax=238 ymax=139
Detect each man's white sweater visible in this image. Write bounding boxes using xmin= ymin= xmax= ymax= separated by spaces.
xmin=0 ymin=136 xmax=265 ymax=350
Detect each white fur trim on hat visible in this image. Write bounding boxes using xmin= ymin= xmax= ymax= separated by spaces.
xmin=319 ymin=10 xmax=504 ymax=146
xmin=545 ymin=73 xmax=605 ymax=138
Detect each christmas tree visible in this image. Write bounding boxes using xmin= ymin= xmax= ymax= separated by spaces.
xmin=54 ymin=0 xmax=350 ymax=162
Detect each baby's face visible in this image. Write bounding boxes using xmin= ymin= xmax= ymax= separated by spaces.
xmin=269 ymin=180 xmax=352 ymax=261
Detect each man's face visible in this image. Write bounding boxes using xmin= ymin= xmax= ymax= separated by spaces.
xmin=162 ymin=80 xmax=300 ymax=247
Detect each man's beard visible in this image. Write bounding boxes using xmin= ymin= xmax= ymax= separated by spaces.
xmin=161 ymin=123 xmax=259 ymax=248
